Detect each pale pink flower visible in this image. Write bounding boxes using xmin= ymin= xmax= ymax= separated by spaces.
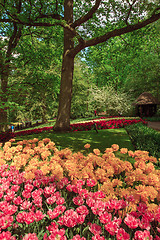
xmin=116 ymin=228 xmax=130 ymax=240
xmin=24 ymin=211 xmax=35 ymax=224
xmin=20 ymin=200 xmax=32 ymax=210
xmin=71 ymin=235 xmax=86 ymax=240
xmin=124 ymin=214 xmax=139 ymax=229
xmin=133 ymin=230 xmax=153 ymax=240
xmin=76 ymin=205 xmax=89 ymax=216
xmin=0 ymin=231 xmax=16 ymax=240
xmin=99 ymin=211 xmax=112 ymax=224
xmin=0 ymin=215 xmax=13 ymax=229
xmin=105 ymin=221 xmax=119 ymax=236
xmin=56 ymin=197 xmax=65 ymax=205
xmin=73 ymin=196 xmax=84 ymax=206
xmin=4 ymin=189 xmax=15 ymax=201
xmin=32 ymin=188 xmax=43 ymax=198
xmin=78 ymin=188 xmax=89 ymax=199
xmin=89 ymin=223 xmax=102 ymax=235
xmin=16 ymin=211 xmax=27 ymax=223
xmin=92 ymin=235 xmax=105 ymax=240
xmin=24 ymin=183 xmax=34 ymax=192
xmin=3 ymin=204 xmax=18 ymax=215
xmin=87 ymin=179 xmax=97 ymax=187
xmin=22 ymin=233 xmax=39 ymax=240
xmin=58 ymin=209 xmax=79 ymax=227
xmin=34 ymin=210 xmax=46 ymax=222
xmin=46 ymin=196 xmax=56 ymax=205
xmin=47 ymin=205 xmax=66 ymax=219
xmin=91 ymin=200 xmax=106 ymax=215
xmin=13 ymin=196 xmax=23 ymax=205
xmin=22 ymin=190 xmax=31 ymax=199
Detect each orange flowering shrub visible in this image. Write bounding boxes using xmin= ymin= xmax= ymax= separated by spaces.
xmin=0 ymin=138 xmax=160 ymax=209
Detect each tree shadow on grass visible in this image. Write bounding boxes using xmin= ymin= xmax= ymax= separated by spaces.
xmin=15 ymin=129 xmax=134 ymax=153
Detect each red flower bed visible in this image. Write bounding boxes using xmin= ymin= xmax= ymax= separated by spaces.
xmin=0 ymin=118 xmax=147 ymax=143
xmin=70 ymin=118 xmax=147 ymax=132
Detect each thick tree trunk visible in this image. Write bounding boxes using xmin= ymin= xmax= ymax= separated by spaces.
xmin=54 ymin=0 xmax=74 ymax=132
xmin=54 ymin=45 xmax=74 ymax=131
xmin=0 ymin=71 xmax=9 ymax=132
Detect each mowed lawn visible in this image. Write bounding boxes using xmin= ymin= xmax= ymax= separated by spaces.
xmin=15 ymin=128 xmax=134 ymax=153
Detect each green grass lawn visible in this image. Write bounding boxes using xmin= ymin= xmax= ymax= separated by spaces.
xmin=15 ymin=128 xmax=134 ymax=153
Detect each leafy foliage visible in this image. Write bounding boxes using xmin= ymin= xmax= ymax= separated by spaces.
xmin=89 ymin=85 xmax=134 ymax=116
xmin=126 ymin=123 xmax=160 ymax=159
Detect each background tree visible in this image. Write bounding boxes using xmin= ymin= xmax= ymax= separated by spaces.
xmin=8 ymin=27 xmax=62 ymax=123
xmin=1 ymin=0 xmax=160 ymax=131
xmin=71 ymin=57 xmax=94 ymax=119
xmin=0 ymin=4 xmax=23 ymax=131
xmin=123 ymin=21 xmax=160 ymax=99
xmin=89 ymin=85 xmax=133 ymax=116
xmin=85 ymin=20 xmax=160 ymax=96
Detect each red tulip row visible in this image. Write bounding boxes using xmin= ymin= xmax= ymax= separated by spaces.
xmin=70 ymin=118 xmax=147 ymax=132
xmin=0 ymin=118 xmax=147 ymax=143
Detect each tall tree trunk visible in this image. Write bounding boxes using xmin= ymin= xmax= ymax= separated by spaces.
xmin=0 ymin=68 xmax=9 ymax=132
xmin=54 ymin=0 xmax=74 ymax=131
xmin=42 ymin=93 xmax=48 ymax=123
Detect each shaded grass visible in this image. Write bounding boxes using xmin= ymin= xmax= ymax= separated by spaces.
xmin=15 ymin=128 xmax=134 ymax=153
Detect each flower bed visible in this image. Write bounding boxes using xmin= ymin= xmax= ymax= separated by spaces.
xmin=70 ymin=118 xmax=147 ymax=132
xmin=0 ymin=118 xmax=147 ymax=143
xmin=0 ymin=119 xmax=147 ymax=142
xmin=0 ymin=139 xmax=159 ymax=239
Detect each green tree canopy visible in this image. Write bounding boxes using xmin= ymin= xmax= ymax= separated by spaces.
xmin=1 ymin=0 xmax=160 ymax=131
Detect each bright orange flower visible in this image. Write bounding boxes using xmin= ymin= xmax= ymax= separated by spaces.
xmin=128 ymin=150 xmax=135 ymax=158
xmin=9 ymin=138 xmax=15 ymax=143
xmin=148 ymin=156 xmax=157 ymax=163
xmin=111 ymin=144 xmax=119 ymax=151
xmin=24 ymin=171 xmax=35 ymax=179
xmin=120 ymin=148 xmax=128 ymax=154
xmin=147 ymin=203 xmax=159 ymax=213
xmin=42 ymin=138 xmax=51 ymax=144
xmin=84 ymin=143 xmax=90 ymax=149
xmin=41 ymin=150 xmax=51 ymax=160
xmin=144 ymin=162 xmax=155 ymax=174
xmin=93 ymin=148 xmax=101 ymax=156
xmin=112 ymin=179 xmax=123 ymax=187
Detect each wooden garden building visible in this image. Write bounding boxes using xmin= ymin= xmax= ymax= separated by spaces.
xmin=133 ymin=92 xmax=160 ymax=117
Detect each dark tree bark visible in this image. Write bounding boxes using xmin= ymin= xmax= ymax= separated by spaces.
xmin=1 ymin=1 xmax=160 ymax=132
xmin=0 ymin=51 xmax=9 ymax=132
xmin=0 ymin=72 xmax=8 ymax=132
xmin=54 ymin=0 xmax=74 ymax=131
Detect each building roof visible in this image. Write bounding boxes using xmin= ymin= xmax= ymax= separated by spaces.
xmin=133 ymin=92 xmax=160 ymax=105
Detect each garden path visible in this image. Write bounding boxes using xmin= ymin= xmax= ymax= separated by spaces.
xmin=147 ymin=121 xmax=160 ymax=131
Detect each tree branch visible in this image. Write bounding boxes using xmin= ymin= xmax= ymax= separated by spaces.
xmin=71 ymin=0 xmax=102 ymax=28
xmin=34 ymin=13 xmax=63 ymax=21
xmin=69 ymin=12 xmax=160 ymax=57
xmin=125 ymin=0 xmax=137 ymax=25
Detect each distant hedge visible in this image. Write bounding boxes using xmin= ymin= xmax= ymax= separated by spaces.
xmin=125 ymin=123 xmax=160 ymax=159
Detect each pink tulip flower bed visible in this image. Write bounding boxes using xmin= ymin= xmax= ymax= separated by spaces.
xmin=0 ymin=138 xmax=159 ymax=239
xmin=0 ymin=164 xmax=159 ymax=240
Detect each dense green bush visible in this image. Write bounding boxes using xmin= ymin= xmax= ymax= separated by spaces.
xmin=125 ymin=123 xmax=160 ymax=159
xmin=143 ymin=116 xmax=160 ymax=122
